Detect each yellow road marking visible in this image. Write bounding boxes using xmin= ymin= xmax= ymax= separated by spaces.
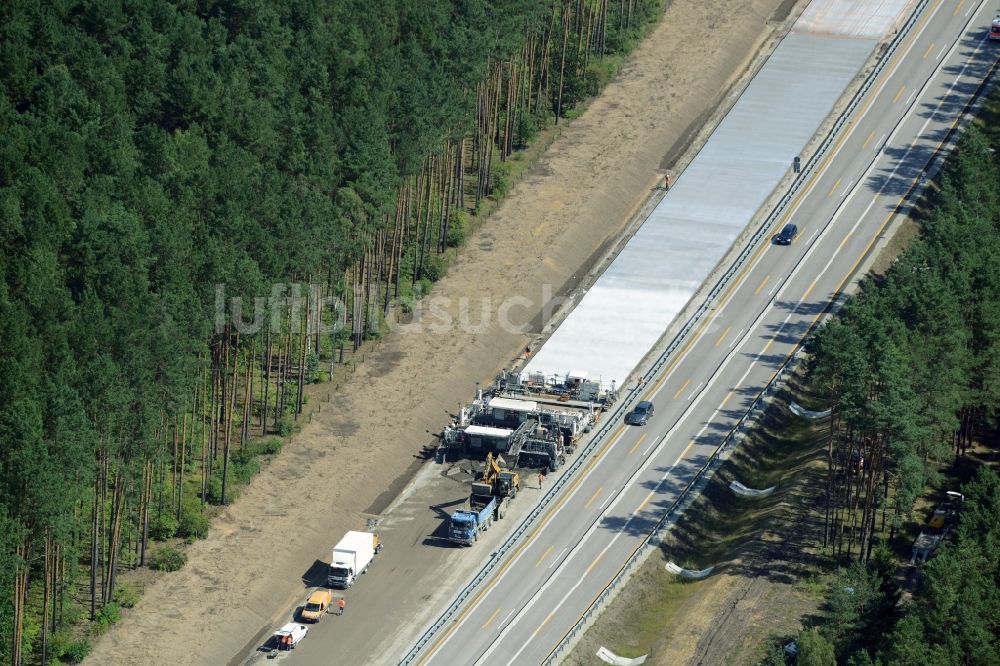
xmin=416 ymin=423 xmax=627 ymax=663
xmin=584 ymin=551 xmax=605 ymax=576
xmin=679 ymin=439 xmax=694 ymax=460
xmin=673 ymin=379 xmax=691 ymax=400
xmin=923 ymin=42 xmax=935 ymax=59
xmin=802 ymin=280 xmax=818 ymax=302
xmin=629 ymin=434 xmax=647 ymax=455
xmin=546 ymin=5 xmax=953 ymax=659
xmin=953 ymin=0 xmax=964 ymax=16
xmin=481 ymin=607 xmax=501 ymax=629
xmin=754 ymin=275 xmax=770 ymax=295
xmin=715 ymin=325 xmax=731 ymax=347
xmin=827 ymin=178 xmax=841 ymax=197
xmin=540 ymin=610 xmax=556 ymax=630
xmin=892 ymin=84 xmax=906 ymax=103
xmin=584 ymin=486 xmax=603 ymax=509
xmin=637 ymin=440 xmax=694 ymax=512
xmin=838 ymin=231 xmax=854 ymax=252
xmin=630 ymin=47 xmax=909 ymax=406
xmin=862 ymin=131 xmax=875 ymax=148
xmin=841 ymin=207 xmax=905 ymax=293
xmin=651 ymin=369 xmax=671 ymax=394
xmin=721 ymin=389 xmax=735 ymax=407
xmin=535 ymin=545 xmax=554 ymax=568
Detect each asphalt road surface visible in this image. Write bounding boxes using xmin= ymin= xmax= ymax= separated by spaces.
xmin=241 ymin=2 xmax=999 ymax=665
xmin=405 ymin=1 xmax=1000 ymax=665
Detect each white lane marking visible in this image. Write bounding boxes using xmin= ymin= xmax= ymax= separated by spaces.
xmin=434 ymin=6 xmax=986 ymax=662
xmin=500 ymin=610 xmax=516 ymax=626
xmin=423 ymin=427 xmax=632 ymax=659
xmin=480 ymin=281 xmax=791 ymax=665
xmin=542 ymin=16 xmax=1000 ymax=666
xmin=504 ymin=444 xmax=699 ymax=663
xmin=598 ymin=493 xmax=613 ymax=510
xmin=643 ymin=244 xmax=762 ymax=407
xmin=489 ymin=184 xmax=897 ymax=654
xmin=509 ymin=13 xmax=994 ymax=665
xmin=806 ymin=230 xmax=819 ymax=245
xmin=672 ymin=250 xmax=764 ymax=375
xmin=906 ymin=89 xmax=917 ymax=106
xmin=686 ymin=382 xmax=703 ymax=401
xmin=768 ymin=0 xmax=946 ymax=230
xmin=728 ymin=328 xmax=743 ymax=348
xmin=774 ymin=2 xmax=994 ymax=309
xmin=493 ymin=290 xmax=802 ymax=666
xmin=643 ymin=435 xmax=662 ymax=457
xmin=503 ymin=535 xmax=618 ymax=664
xmin=496 ymin=442 xmax=695 ymax=666
xmin=549 ymin=548 xmax=567 ymax=570
xmin=489 ymin=481 xmax=653 ymax=663
xmin=643 ymin=156 xmax=808 ymax=406
xmin=937 ymin=44 xmax=947 ymax=60
xmin=876 ymin=133 xmax=886 ymax=151
xmin=637 ymin=0 xmax=957 ymax=406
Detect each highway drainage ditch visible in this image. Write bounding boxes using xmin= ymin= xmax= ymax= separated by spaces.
xmin=565 ymin=374 xmax=833 ymax=665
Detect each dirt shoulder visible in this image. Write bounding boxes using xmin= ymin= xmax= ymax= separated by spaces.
xmin=85 ymin=1 xmax=807 ymax=664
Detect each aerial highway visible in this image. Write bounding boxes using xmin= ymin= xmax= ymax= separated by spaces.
xmin=241 ymin=2 xmax=1000 ymax=665
xmin=402 ymin=1 xmax=999 ymax=664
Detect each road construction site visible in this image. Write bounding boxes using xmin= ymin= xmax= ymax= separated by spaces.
xmin=83 ymin=0 xmax=998 ymax=663
xmin=249 ymin=0 xmax=935 ymax=661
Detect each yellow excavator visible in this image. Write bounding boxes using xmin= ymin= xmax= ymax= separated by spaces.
xmin=471 ymin=453 xmax=520 ymax=519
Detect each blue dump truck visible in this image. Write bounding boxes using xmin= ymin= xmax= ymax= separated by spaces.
xmin=448 ymin=496 xmax=496 ymax=546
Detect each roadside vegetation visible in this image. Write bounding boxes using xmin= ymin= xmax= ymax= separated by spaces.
xmin=566 ymin=377 xmax=833 ymax=664
xmin=571 ymin=84 xmax=1000 ymax=666
xmin=0 ymin=0 xmax=666 ymax=663
xmin=768 ymin=103 xmax=1000 ymax=665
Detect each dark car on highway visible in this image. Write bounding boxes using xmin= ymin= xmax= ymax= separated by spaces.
xmin=627 ymin=401 xmax=655 ymax=426
xmin=773 ymin=223 xmax=798 ymax=245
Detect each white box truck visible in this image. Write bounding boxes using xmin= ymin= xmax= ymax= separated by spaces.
xmin=327 ymin=531 xmax=382 ymax=588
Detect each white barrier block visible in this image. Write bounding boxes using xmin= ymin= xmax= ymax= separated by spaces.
xmin=730 ymin=480 xmax=777 ymax=497
xmin=665 ymin=562 xmax=714 ymax=579
xmin=596 ymin=647 xmax=648 ymax=665
xmin=789 ymin=401 xmax=832 ymax=419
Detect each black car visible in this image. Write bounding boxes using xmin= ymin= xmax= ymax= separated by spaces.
xmin=627 ymin=400 xmax=655 ymax=426
xmin=773 ymin=223 xmax=798 ymax=245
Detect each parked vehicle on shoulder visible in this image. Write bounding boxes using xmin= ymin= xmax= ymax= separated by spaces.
xmin=263 ymin=622 xmax=308 ymax=652
xmin=299 ymin=588 xmax=333 ymax=622
xmin=328 ymin=531 xmax=382 ymax=588
xmin=449 ymin=496 xmax=496 ymax=546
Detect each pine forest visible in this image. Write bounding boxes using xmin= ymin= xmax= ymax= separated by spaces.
xmin=5 ymin=0 xmax=1000 ymax=664
xmin=0 ymin=0 xmax=663 ymax=662
xmin=796 ymin=121 xmax=1000 ymax=664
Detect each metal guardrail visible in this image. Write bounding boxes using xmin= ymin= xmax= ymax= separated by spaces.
xmin=543 ymin=2 xmax=1000 ymax=662
xmin=398 ymin=354 xmax=645 ymax=665
xmin=541 ymin=346 xmax=805 ymax=665
xmin=399 ymin=3 xmax=935 ymax=664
